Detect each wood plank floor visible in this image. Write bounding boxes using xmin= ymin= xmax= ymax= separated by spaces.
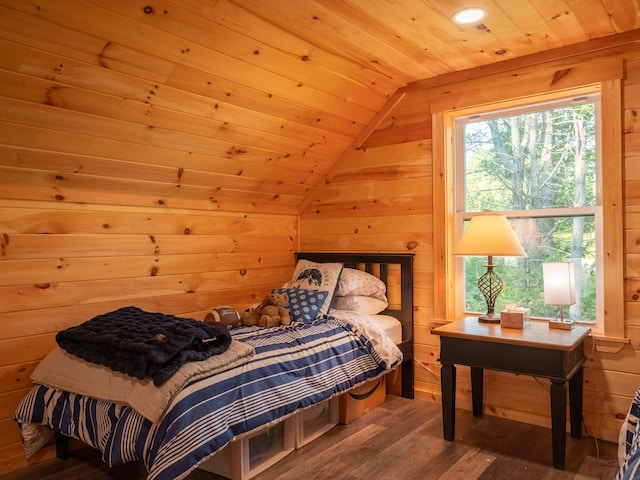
xmin=0 ymin=396 xmax=620 ymax=480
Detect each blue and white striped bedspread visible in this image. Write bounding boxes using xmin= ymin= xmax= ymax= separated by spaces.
xmin=15 ymin=315 xmax=401 ymax=480
xmin=616 ymin=387 xmax=640 ymax=480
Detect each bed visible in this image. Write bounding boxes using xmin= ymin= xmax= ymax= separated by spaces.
xmin=13 ymin=252 xmax=414 ymax=480
xmin=299 ymin=252 xmax=414 ymax=399
xmin=616 ymin=387 xmax=640 ymax=480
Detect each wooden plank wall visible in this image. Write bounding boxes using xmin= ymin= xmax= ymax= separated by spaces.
xmin=0 ymin=202 xmax=298 ymax=472
xmin=301 ymin=43 xmax=640 ymax=445
xmin=0 ymin=2 xmax=305 ymax=472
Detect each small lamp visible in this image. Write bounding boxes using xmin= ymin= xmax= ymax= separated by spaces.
xmin=454 ymin=213 xmax=527 ymax=323
xmin=543 ymin=262 xmax=576 ymax=329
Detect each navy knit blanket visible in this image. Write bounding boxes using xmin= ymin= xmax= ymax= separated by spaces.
xmin=56 ymin=306 xmax=232 ymax=386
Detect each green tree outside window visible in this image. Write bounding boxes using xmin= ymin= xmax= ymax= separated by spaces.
xmin=456 ymin=96 xmax=599 ymax=322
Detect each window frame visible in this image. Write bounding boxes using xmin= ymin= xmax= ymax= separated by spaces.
xmin=432 ymin=80 xmax=624 ymax=341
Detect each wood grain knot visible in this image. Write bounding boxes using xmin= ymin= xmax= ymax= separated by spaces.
xmin=551 ymin=68 xmax=571 ymax=85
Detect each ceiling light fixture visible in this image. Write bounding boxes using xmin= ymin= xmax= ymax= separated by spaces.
xmin=452 ymin=8 xmax=486 ymax=24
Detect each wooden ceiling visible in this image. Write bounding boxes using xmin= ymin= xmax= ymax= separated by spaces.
xmin=239 ymin=0 xmax=640 ymax=86
xmin=2 ymin=0 xmax=640 ymax=214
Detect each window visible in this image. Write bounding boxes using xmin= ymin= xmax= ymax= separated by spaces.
xmin=432 ymin=64 xmax=624 ymax=342
xmin=454 ymin=93 xmax=601 ymax=323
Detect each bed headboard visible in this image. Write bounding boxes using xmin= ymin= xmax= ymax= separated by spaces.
xmin=295 ymin=252 xmax=414 ymax=399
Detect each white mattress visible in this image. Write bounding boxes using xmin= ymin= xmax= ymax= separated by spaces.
xmin=370 ymin=314 xmax=402 ymax=344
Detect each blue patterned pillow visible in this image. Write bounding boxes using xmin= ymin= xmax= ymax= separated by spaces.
xmin=283 ymin=260 xmax=343 ymax=315
xmin=272 ymin=288 xmax=329 ymax=323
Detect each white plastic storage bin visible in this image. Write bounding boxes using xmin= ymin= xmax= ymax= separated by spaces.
xmin=295 ymin=397 xmax=339 ymax=448
xmin=198 ymin=415 xmax=296 ymax=480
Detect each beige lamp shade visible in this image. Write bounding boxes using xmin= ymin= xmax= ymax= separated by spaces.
xmin=543 ymin=262 xmax=576 ymax=306
xmin=453 ymin=213 xmax=527 ymax=257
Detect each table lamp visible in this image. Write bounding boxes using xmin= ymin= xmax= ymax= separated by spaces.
xmin=543 ymin=262 xmax=576 ymax=329
xmin=453 ymin=213 xmax=527 ymax=323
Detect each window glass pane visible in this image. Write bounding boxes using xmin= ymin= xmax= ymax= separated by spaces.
xmin=462 ymin=102 xmax=597 ymax=213
xmin=462 ymin=216 xmax=596 ymax=322
xmin=457 ymin=96 xmax=599 ymax=323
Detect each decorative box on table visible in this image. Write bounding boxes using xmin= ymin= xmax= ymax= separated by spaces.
xmin=500 ymin=306 xmax=531 ymax=329
xmin=198 ymin=415 xmax=295 ymax=480
xmin=295 ymin=397 xmax=339 ymax=448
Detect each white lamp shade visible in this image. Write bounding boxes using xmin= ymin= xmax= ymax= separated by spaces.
xmin=453 ymin=213 xmax=527 ymax=257
xmin=543 ymin=262 xmax=576 ymax=306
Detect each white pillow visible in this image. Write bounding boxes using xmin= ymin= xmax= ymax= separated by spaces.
xmin=283 ymin=260 xmax=343 ymax=315
xmin=332 ymin=295 xmax=388 ymax=315
xmin=336 ymin=268 xmax=387 ymax=301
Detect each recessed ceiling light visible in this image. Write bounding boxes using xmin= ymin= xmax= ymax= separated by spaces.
xmin=452 ymin=8 xmax=486 ymax=24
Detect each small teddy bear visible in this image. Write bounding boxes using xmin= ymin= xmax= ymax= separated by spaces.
xmin=241 ymin=292 xmax=291 ymax=328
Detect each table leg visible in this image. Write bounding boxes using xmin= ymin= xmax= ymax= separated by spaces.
xmin=568 ymin=367 xmax=583 ymax=439
xmin=550 ymin=380 xmax=567 ymax=469
xmin=471 ymin=366 xmax=483 ymax=417
xmin=441 ymin=362 xmax=456 ymax=441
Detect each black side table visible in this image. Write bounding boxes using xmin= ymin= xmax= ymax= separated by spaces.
xmin=433 ymin=317 xmax=590 ymax=469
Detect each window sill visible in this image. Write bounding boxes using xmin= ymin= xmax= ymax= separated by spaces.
xmin=589 ymin=333 xmax=630 ymax=353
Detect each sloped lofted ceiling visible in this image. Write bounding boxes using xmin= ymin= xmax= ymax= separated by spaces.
xmin=1 ymin=0 xmax=640 ymax=214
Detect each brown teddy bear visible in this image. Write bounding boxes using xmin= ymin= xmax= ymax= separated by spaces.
xmin=241 ymin=292 xmax=291 ymax=328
